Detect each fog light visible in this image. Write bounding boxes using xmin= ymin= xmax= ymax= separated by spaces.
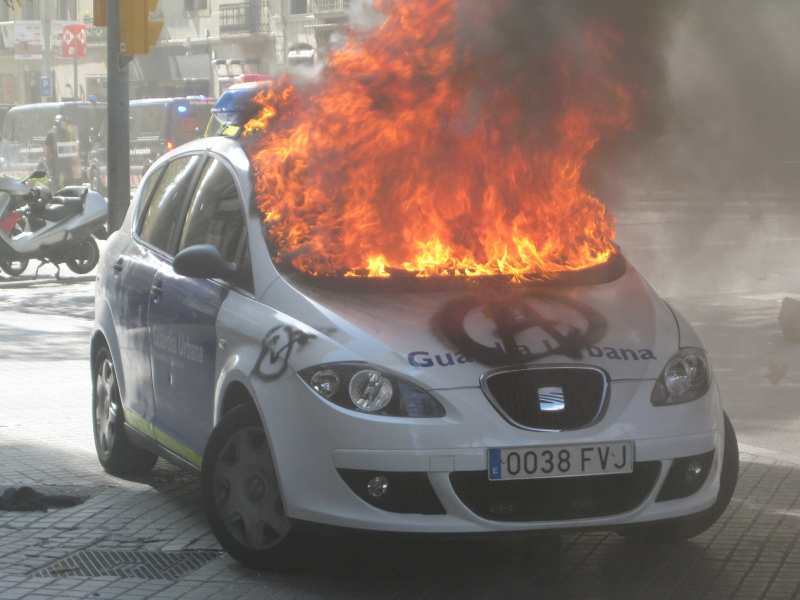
xmin=367 ymin=475 xmax=389 ymax=498
xmin=685 ymin=460 xmax=704 ymax=484
xmin=657 ymin=451 xmax=714 ymax=502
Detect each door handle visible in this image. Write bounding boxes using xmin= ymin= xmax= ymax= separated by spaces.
xmin=150 ymin=278 xmax=163 ymax=303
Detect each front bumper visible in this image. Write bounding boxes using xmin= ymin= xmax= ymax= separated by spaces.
xmin=257 ymin=377 xmax=725 ymax=534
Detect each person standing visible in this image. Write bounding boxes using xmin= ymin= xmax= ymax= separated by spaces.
xmin=44 ymin=114 xmax=80 ymax=191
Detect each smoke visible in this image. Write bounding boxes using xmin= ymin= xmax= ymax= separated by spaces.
xmin=336 ymin=1 xmax=800 ymax=197
xmin=456 ymin=1 xmax=684 ymax=127
xmin=450 ymin=0 xmax=800 ymax=197
xmin=651 ymin=1 xmax=800 ymax=194
xmin=451 ymin=0 xmax=690 ymax=207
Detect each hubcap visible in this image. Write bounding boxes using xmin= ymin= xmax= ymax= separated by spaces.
xmin=73 ymin=241 xmax=95 ymax=267
xmin=95 ymin=356 xmax=119 ymax=456
xmin=213 ymin=427 xmax=290 ymax=550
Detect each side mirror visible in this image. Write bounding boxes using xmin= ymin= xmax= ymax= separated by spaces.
xmin=173 ymin=244 xmax=237 ymax=280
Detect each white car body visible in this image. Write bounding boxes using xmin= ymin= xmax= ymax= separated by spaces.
xmin=93 ymin=137 xmax=726 ymax=536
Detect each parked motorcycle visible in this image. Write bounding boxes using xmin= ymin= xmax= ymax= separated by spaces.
xmin=0 ymin=171 xmax=107 ymax=277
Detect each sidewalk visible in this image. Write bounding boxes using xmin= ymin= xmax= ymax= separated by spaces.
xmin=2 ymin=386 xmax=800 ymax=599
xmin=3 ymin=208 xmax=800 ymax=598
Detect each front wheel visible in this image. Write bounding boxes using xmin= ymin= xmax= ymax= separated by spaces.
xmin=0 ymin=258 xmax=29 ymax=277
xmin=620 ymin=413 xmax=739 ymax=543
xmin=201 ymin=404 xmax=298 ymax=570
xmin=66 ymin=237 xmax=100 ymax=275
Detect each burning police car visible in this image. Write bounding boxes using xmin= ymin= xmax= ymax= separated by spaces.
xmin=90 ymin=0 xmax=738 ymax=569
xmin=91 ymin=135 xmax=737 ymax=568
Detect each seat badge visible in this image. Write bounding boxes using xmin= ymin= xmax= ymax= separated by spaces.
xmin=537 ymin=386 xmax=566 ymax=412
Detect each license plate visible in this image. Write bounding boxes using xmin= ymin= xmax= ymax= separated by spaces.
xmin=488 ymin=441 xmax=634 ymax=481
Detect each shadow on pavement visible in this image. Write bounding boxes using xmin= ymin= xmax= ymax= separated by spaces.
xmin=0 ymin=319 xmax=90 ymax=360
xmin=203 ymin=455 xmax=800 ymax=599
xmin=2 ymin=432 xmax=799 ymax=598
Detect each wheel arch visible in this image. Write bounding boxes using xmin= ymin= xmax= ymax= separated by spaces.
xmin=214 ymin=373 xmax=262 ymax=429
xmin=90 ymin=304 xmax=126 ymax=405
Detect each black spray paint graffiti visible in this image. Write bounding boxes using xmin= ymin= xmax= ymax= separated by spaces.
xmin=253 ymin=325 xmax=317 ymax=382
xmin=433 ymin=293 xmax=608 ymax=367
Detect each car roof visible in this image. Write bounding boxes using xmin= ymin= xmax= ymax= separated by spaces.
xmin=150 ymin=135 xmax=250 ymax=176
xmin=130 ymin=96 xmax=213 ymax=106
xmin=7 ymin=101 xmax=105 ymax=113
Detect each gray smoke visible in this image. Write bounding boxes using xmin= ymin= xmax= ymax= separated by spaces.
xmin=456 ymin=0 xmax=800 ymax=199
xmin=650 ymin=1 xmax=800 ymax=195
xmin=447 ymin=1 xmax=688 ymax=206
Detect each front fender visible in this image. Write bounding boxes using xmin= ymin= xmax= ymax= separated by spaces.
xmin=92 ymin=297 xmax=127 ymax=403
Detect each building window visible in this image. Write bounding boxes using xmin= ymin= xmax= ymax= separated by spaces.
xmin=22 ymin=0 xmax=40 ymax=20
xmin=290 ymin=0 xmax=308 ymax=15
xmin=57 ymin=0 xmax=77 ymax=20
xmin=185 ymin=0 xmax=209 ymax=11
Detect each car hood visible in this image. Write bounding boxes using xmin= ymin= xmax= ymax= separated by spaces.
xmin=264 ymin=261 xmax=677 ymax=390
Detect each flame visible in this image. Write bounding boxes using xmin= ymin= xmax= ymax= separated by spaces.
xmin=245 ymin=0 xmax=632 ymax=281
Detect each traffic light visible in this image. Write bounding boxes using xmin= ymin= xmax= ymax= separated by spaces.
xmin=121 ymin=0 xmax=163 ymax=55
xmin=92 ymin=1 xmax=164 ymax=56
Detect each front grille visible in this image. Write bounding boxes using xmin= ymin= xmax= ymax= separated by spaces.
xmin=450 ymin=462 xmax=661 ymax=522
xmin=482 ymin=367 xmax=607 ymax=430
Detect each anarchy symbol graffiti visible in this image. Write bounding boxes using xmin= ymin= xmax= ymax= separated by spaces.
xmin=252 ymin=325 xmax=317 ymax=382
xmin=433 ymin=292 xmax=607 ymax=367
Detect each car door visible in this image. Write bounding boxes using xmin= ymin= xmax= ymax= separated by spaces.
xmin=148 ymin=157 xmax=254 ymax=464
xmin=119 ymin=154 xmax=205 ymax=429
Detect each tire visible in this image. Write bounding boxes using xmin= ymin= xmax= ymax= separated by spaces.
xmin=621 ymin=413 xmax=739 ymax=543
xmin=92 ymin=345 xmax=158 ymax=476
xmin=0 ymin=220 xmax=30 ymax=276
xmin=0 ymin=258 xmax=29 ymax=277
xmin=66 ymin=237 xmax=100 ymax=275
xmin=201 ymin=404 xmax=298 ymax=570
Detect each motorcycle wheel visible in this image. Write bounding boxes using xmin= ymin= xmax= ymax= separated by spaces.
xmin=66 ymin=237 xmax=100 ymax=275
xmin=0 ymin=258 xmax=29 ymax=277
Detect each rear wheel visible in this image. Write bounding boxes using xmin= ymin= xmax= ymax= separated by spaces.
xmin=621 ymin=413 xmax=739 ymax=543
xmin=92 ymin=345 xmax=157 ymax=476
xmin=0 ymin=258 xmax=29 ymax=277
xmin=201 ymin=404 xmax=298 ymax=570
xmin=66 ymin=237 xmax=100 ymax=275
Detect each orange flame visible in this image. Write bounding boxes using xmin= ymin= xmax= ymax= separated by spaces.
xmin=245 ymin=0 xmax=632 ymax=280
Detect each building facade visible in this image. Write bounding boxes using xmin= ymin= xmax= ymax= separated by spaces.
xmin=0 ymin=0 xmax=356 ymax=106
xmin=0 ymin=0 xmax=106 ymax=104
xmin=162 ymin=0 xmax=352 ymax=97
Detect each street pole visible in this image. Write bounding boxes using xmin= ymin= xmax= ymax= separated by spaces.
xmin=41 ymin=2 xmax=51 ymax=101
xmin=73 ymin=56 xmax=78 ymax=100
xmin=106 ymin=0 xmax=130 ymax=232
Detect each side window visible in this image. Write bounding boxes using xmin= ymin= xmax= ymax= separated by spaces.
xmin=138 ymin=155 xmax=203 ymax=255
xmin=179 ymin=159 xmax=253 ymax=292
xmin=134 ymin=164 xmax=163 ymax=216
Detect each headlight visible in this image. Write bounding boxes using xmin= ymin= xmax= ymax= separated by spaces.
xmin=651 ymin=348 xmax=710 ymax=406
xmin=349 ymin=369 xmax=393 ymax=412
xmin=299 ymin=363 xmax=445 ymax=417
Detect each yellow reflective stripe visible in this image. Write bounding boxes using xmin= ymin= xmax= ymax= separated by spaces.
xmin=124 ymin=408 xmax=202 ymax=468
xmin=222 ymin=124 xmax=241 ymax=137
xmin=124 ymin=407 xmax=155 ymax=438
